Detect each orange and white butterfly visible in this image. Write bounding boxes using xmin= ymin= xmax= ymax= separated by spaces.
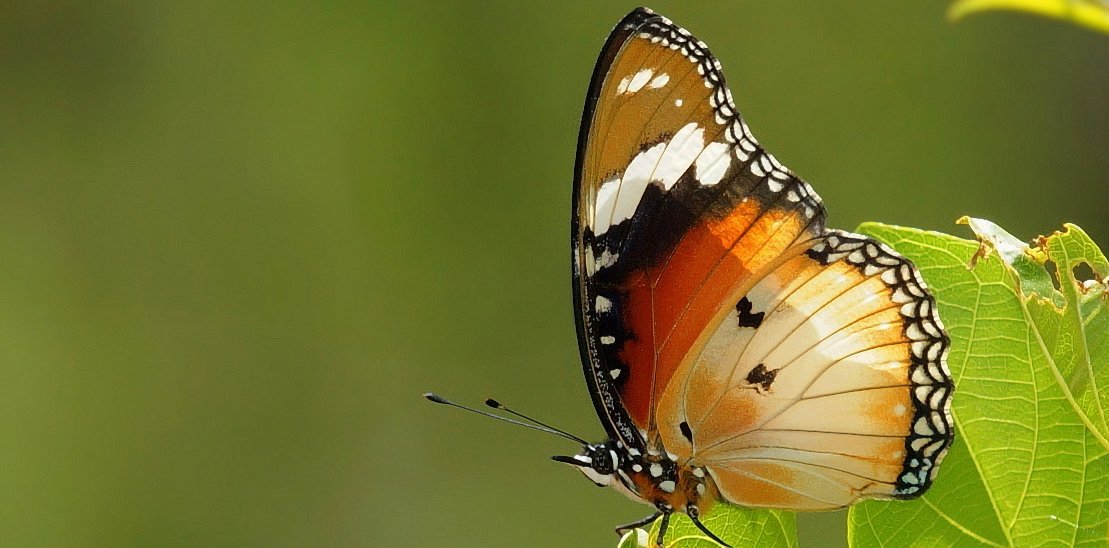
xmin=563 ymin=7 xmax=953 ymax=546
xmin=428 ymin=7 xmax=954 ymax=547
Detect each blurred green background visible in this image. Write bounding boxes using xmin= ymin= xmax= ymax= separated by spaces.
xmin=1 ymin=1 xmax=1105 ymax=546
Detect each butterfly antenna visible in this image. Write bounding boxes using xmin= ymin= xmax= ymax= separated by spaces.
xmin=484 ymin=398 xmax=589 ymax=445
xmin=424 ymin=393 xmax=588 ymax=445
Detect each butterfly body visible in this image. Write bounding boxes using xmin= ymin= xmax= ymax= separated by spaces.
xmin=567 ymin=441 xmax=723 ymax=514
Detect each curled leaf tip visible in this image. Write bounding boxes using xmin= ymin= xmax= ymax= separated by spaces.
xmin=616 ymin=528 xmax=650 ymax=548
xmin=961 ymin=216 xmax=1034 ymax=269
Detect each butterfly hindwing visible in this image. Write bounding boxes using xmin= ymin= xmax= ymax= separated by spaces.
xmin=654 ymin=231 xmax=954 ymax=508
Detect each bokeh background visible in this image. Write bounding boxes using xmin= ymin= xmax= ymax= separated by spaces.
xmin=1 ymin=1 xmax=1105 ymax=546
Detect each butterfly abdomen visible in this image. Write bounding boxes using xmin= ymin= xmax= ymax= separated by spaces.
xmin=618 ymin=457 xmax=723 ymax=514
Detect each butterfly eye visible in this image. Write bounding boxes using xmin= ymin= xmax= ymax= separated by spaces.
xmin=590 ymin=446 xmax=618 ymax=475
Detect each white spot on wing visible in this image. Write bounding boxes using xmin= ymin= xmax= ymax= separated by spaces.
xmin=911 ymin=367 xmax=930 ymax=385
xmin=750 ymin=160 xmax=765 ymax=178
xmin=595 ymin=295 xmax=612 ymax=313
xmin=653 ymin=123 xmax=705 ymax=190
xmin=594 ymin=143 xmax=666 ymax=236
xmin=626 ymin=69 xmax=654 ymax=94
xmin=674 ymin=98 xmax=683 ymax=107
xmin=695 ymin=141 xmax=730 ymax=186
xmin=596 ymin=248 xmax=618 ymax=270
xmin=648 ymin=73 xmax=670 ymax=89
xmin=616 ymin=76 xmax=630 ymax=95
xmin=593 ymin=177 xmax=620 ymax=235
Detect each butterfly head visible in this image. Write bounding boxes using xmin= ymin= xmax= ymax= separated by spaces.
xmin=553 ymin=440 xmax=623 ymax=487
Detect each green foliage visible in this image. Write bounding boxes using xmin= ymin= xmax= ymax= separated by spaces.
xmin=616 ymin=507 xmax=796 ymax=548
xmin=849 ymin=220 xmax=1109 ymax=546
xmin=618 ymin=220 xmax=1108 ymax=546
xmin=949 ymin=0 xmax=1109 ymax=33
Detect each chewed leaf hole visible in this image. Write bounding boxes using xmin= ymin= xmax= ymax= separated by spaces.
xmin=1044 ymin=259 xmax=1061 ymax=291
xmin=1072 ymin=262 xmax=1095 ymax=284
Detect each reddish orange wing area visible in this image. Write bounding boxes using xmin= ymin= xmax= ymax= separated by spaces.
xmin=655 ymin=231 xmax=954 ymax=509
xmin=618 ymin=201 xmax=817 ymax=433
xmin=571 ymin=10 xmax=825 ymax=448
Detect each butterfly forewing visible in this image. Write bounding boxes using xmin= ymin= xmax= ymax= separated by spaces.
xmin=572 ymin=10 xmax=826 ymax=450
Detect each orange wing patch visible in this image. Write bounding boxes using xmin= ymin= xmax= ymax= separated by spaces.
xmin=709 ymin=458 xmax=893 ymax=509
xmin=618 ymin=203 xmax=819 ymax=432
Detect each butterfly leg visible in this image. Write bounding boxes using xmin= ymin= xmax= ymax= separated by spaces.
xmin=687 ymin=504 xmax=732 ymax=548
xmin=613 ymin=511 xmax=662 ymax=536
xmin=654 ymin=511 xmax=671 ymax=548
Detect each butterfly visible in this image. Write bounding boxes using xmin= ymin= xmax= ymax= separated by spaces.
xmin=429 ymin=7 xmax=954 ymax=547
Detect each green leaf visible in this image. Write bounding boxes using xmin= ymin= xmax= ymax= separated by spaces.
xmin=948 ymin=0 xmax=1109 ymax=34
xmin=849 ymin=220 xmax=1109 ymax=546
xmin=617 ymin=507 xmax=797 ymax=547
xmin=950 ymin=218 xmax=1109 ymax=452
xmin=1031 ymin=223 xmax=1109 ymax=448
